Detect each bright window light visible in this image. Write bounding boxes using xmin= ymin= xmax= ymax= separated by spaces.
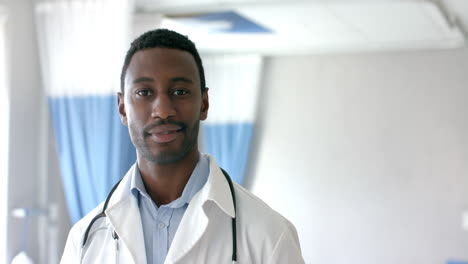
xmin=0 ymin=7 xmax=9 ymax=264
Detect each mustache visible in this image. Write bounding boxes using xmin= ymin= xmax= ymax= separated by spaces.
xmin=143 ymin=119 xmax=187 ymax=134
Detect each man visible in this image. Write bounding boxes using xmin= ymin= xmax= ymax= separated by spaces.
xmin=61 ymin=29 xmax=304 ymax=263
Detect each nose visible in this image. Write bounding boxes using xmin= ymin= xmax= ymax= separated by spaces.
xmin=151 ymin=93 xmax=176 ymax=120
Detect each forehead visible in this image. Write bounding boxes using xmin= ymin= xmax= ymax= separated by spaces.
xmin=125 ymin=47 xmax=200 ymax=84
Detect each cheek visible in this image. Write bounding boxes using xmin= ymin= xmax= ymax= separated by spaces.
xmin=188 ymin=108 xmax=202 ymax=123
xmin=126 ymin=119 xmax=139 ymax=137
xmin=127 ymin=102 xmax=150 ymax=122
xmin=126 ymin=109 xmax=147 ymax=135
xmin=185 ymin=101 xmax=203 ymax=118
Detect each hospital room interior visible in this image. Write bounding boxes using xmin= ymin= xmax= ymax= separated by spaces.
xmin=1 ymin=0 xmax=468 ymax=263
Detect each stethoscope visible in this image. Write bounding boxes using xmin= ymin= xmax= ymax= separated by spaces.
xmin=81 ymin=168 xmax=238 ymax=263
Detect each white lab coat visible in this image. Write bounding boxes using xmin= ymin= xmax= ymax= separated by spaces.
xmin=61 ymin=154 xmax=305 ymax=263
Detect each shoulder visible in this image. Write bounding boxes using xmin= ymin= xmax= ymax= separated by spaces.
xmin=233 ymin=183 xmax=297 ymax=240
xmin=63 ymin=167 xmax=135 ymax=249
xmin=234 ymin=183 xmax=293 ymax=228
xmin=232 ymin=183 xmax=305 ymax=263
xmin=60 ymin=202 xmax=105 ymax=262
xmin=66 ymin=201 xmax=106 ymax=245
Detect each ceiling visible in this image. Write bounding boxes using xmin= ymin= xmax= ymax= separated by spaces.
xmin=134 ymin=0 xmax=468 ymax=55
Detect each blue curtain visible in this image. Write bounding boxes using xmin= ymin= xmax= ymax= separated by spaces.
xmin=34 ymin=0 xmax=133 ymax=224
xmin=48 ymin=95 xmax=135 ymax=224
xmin=203 ymin=123 xmax=254 ymax=185
xmin=201 ymin=55 xmax=262 ymax=186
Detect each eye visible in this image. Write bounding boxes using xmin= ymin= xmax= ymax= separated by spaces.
xmin=136 ymin=89 xmax=153 ymax=97
xmin=173 ymin=89 xmax=189 ymax=96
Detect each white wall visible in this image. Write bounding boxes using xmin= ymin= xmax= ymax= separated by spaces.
xmin=0 ymin=5 xmax=9 ymax=262
xmin=248 ymin=48 xmax=468 ymax=264
xmin=2 ymin=0 xmax=71 ymax=263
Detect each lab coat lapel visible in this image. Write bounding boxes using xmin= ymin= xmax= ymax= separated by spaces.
xmin=105 ymin=165 xmax=147 ymax=264
xmin=165 ymin=155 xmax=235 ymax=263
xmin=164 ymin=179 xmax=209 ymax=264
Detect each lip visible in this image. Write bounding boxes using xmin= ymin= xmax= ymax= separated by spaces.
xmin=146 ymin=124 xmax=183 ymax=143
xmin=147 ymin=124 xmax=182 ymax=134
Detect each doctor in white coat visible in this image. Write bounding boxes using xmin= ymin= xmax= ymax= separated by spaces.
xmin=61 ymin=29 xmax=304 ymax=264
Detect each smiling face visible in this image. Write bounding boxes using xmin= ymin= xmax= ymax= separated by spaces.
xmin=118 ymin=47 xmax=209 ymax=164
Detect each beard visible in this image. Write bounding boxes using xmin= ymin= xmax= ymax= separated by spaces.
xmin=129 ymin=119 xmax=199 ymax=165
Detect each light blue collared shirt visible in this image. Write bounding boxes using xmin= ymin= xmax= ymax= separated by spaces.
xmin=130 ymin=155 xmax=209 ymax=264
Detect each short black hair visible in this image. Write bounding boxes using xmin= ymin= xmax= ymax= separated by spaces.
xmin=120 ymin=28 xmax=206 ymax=93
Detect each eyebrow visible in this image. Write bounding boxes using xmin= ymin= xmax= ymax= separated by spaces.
xmin=132 ymin=77 xmax=154 ymax=84
xmin=132 ymin=76 xmax=193 ymax=85
xmin=171 ymin=77 xmax=193 ymax=84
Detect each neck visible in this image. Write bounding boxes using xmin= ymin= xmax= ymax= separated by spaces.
xmin=137 ymin=150 xmax=200 ymax=206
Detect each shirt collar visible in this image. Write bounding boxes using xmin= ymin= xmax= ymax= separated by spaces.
xmin=130 ymin=154 xmax=210 ymax=208
xmin=202 ymin=154 xmax=236 ymax=218
xmin=106 ymin=154 xmax=236 ymax=222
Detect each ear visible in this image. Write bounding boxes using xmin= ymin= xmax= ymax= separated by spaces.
xmin=200 ymin=88 xmax=209 ymax=121
xmin=117 ymin=92 xmax=128 ymax=126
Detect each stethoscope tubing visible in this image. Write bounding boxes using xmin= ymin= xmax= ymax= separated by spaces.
xmin=82 ymin=177 xmax=123 ymax=247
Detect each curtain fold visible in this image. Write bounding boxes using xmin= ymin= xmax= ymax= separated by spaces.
xmin=35 ymin=0 xmax=135 ymax=223
xmin=202 ymin=55 xmax=262 ymax=185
